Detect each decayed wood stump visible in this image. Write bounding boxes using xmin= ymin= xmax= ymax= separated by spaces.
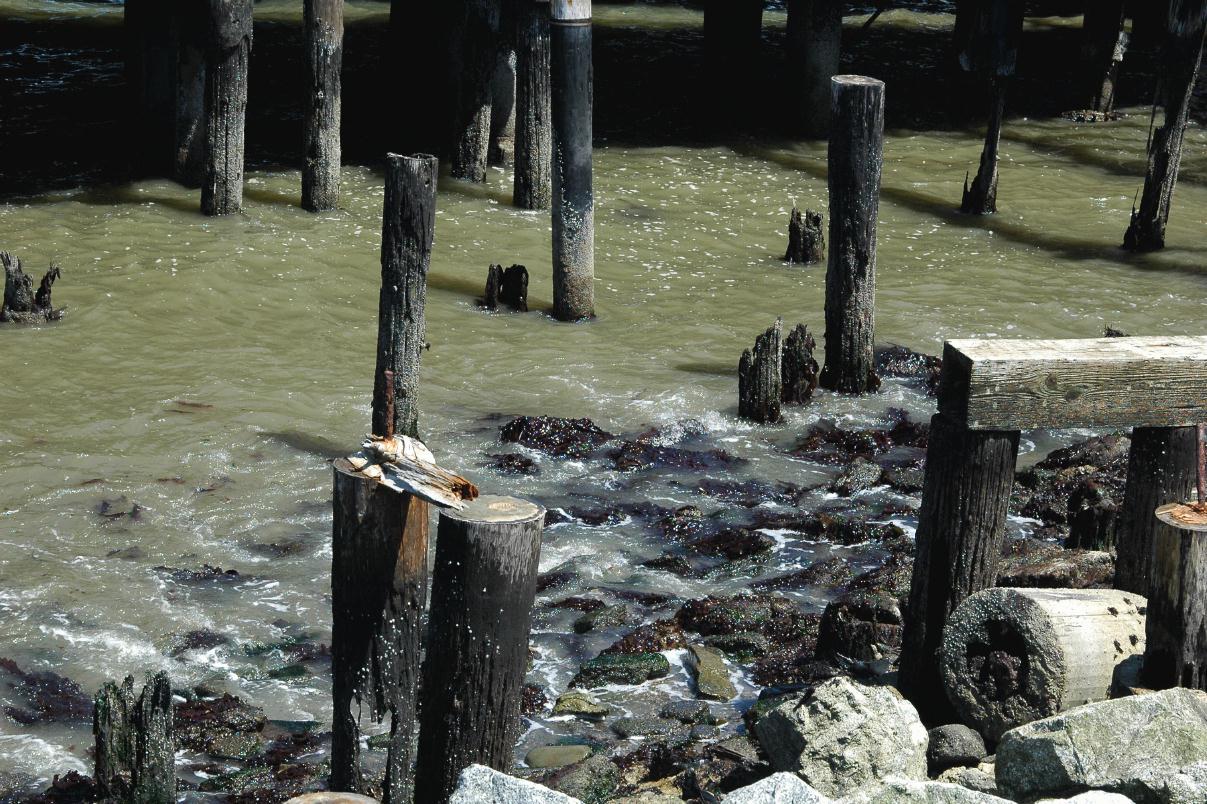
xmin=939 ymin=587 xmax=1146 ymax=741
xmin=1145 ymin=502 xmax=1207 ymax=690
xmin=93 ymin=673 xmax=174 ymax=803
xmin=784 ymin=207 xmax=825 ymax=264
xmin=2 ymin=252 xmax=62 ymax=323
xmin=481 ymin=264 xmax=529 ymax=312
xmin=738 ymin=318 xmax=783 ymax=424
xmin=782 ymin=323 xmax=820 ymax=404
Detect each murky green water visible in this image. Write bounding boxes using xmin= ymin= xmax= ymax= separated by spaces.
xmin=1 ymin=0 xmax=1205 ymax=790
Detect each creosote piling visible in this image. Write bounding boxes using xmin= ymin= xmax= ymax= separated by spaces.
xmin=201 ymin=0 xmax=253 ymax=216
xmin=302 ymin=0 xmax=344 ymax=212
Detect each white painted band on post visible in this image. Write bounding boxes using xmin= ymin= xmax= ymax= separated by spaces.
xmin=551 ymin=0 xmax=591 ymax=22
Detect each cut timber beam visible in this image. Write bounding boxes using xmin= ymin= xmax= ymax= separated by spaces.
xmin=938 ymin=336 xmax=1207 ymax=431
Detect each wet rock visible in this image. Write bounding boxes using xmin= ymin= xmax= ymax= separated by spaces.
xmin=154 ymin=564 xmax=243 ymax=584
xmin=542 ymin=753 xmax=621 ymax=803
xmin=702 ymin=632 xmax=770 ymax=660
xmin=574 ymin=604 xmax=632 ymax=634
xmin=450 ymin=764 xmax=581 ymax=803
xmin=170 ymin=629 xmax=232 ymax=657
xmin=689 ymin=736 xmax=773 ymax=799
xmin=659 ymin=699 xmax=718 ymax=725
xmin=612 ymin=716 xmax=685 ymax=740
xmin=690 ymin=723 xmax=720 ymax=741
xmin=996 ymin=689 xmax=1207 ymax=802
xmin=0 ymin=658 xmax=91 ymax=725
xmin=537 ymin=570 xmax=578 ymax=594
xmin=936 ymin=767 xmax=1000 ymax=797
xmin=686 ymin=644 xmax=737 ymax=701
xmin=1064 ymin=479 xmax=1118 ymax=551
xmin=750 ymin=640 xmax=829 ymax=688
xmin=527 ymin=745 xmax=592 ymax=769
xmin=22 ymin=772 xmax=99 ymax=804
xmin=613 ymin=740 xmax=689 ymax=791
xmin=754 ymin=677 xmax=928 ymax=797
xmin=487 ymin=452 xmax=540 ymax=475
xmin=816 ymin=590 xmax=905 ymax=662
xmin=1012 ymin=435 xmax=1131 ymax=534
xmin=927 ymin=725 xmax=987 ymax=774
xmin=651 ymin=505 xmax=710 ymax=542
xmin=609 ymin=441 xmax=746 ymax=472
xmin=284 ymin=795 xmax=378 ymax=804
xmin=849 ymin=548 xmax=914 ymax=598
xmin=522 ymin=683 xmax=548 ymax=716
xmin=640 ymin=553 xmax=705 ymax=578
xmin=553 ymin=691 xmax=610 ymax=719
xmin=602 ymin=588 xmax=680 ymax=608
xmin=995 ymin=539 xmax=1113 ymax=589
xmin=830 ymin=458 xmax=885 ymax=496
xmin=571 ymin=653 xmax=671 ymax=688
xmin=694 ymin=478 xmax=807 ymax=508
xmin=175 ymin=693 xmax=267 ymax=760
xmin=884 ymin=465 xmax=927 ymax=495
xmin=686 ymin=528 xmax=775 ymax=560
xmin=875 ymin=344 xmax=942 ymax=384
xmin=748 ymin=511 xmax=905 ymax=547
xmin=792 ymin=421 xmax=891 ymax=465
xmin=94 ymin=495 xmax=144 ymax=521
xmin=1037 ymin=434 xmax=1131 ymax=472
xmin=500 ymin=416 xmax=613 ymax=459
xmin=723 ymin=773 xmax=833 ymax=803
xmin=604 ymin=620 xmax=686 ymax=655
xmin=548 ymin=596 xmax=606 ymax=613
xmin=676 ymin=594 xmax=813 ymax=641
xmin=751 ymin=558 xmax=856 ymax=592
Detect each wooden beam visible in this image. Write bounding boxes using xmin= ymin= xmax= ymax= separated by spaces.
xmin=938 ymin=336 xmax=1207 ymax=431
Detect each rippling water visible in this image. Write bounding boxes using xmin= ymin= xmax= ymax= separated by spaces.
xmin=1 ymin=0 xmax=1205 ymax=792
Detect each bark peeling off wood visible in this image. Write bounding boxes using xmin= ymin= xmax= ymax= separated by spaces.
xmin=342 ymin=436 xmax=479 ymax=510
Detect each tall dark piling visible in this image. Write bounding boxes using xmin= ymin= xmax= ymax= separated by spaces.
xmin=1081 ymin=0 xmax=1128 ymax=114
xmin=958 ymin=0 xmax=1024 ymax=215
xmin=331 ymin=153 xmax=437 ymax=802
xmin=898 ymin=414 xmax=1020 ymax=719
xmin=550 ymin=0 xmax=594 ymax=321
xmin=124 ymin=0 xmax=177 ymax=173
xmin=490 ymin=48 xmax=517 ymax=167
xmin=819 ymin=75 xmax=884 ymax=395
xmin=786 ymin=0 xmax=842 ymax=137
xmin=174 ymin=12 xmax=207 ymax=187
xmin=1115 ymin=427 xmax=1199 ymax=595
xmin=302 ymin=0 xmax=344 ymax=212
xmin=738 ymin=318 xmax=783 ymax=424
xmin=201 ymin=0 xmax=253 ymax=216
xmin=413 ymin=496 xmax=545 ymax=804
xmin=1123 ymin=1 xmax=1207 ymax=252
xmin=1146 ymin=500 xmax=1207 ymax=690
xmin=514 ymin=0 xmax=553 ymax=209
xmin=449 ymin=0 xmax=502 ymax=182
xmin=94 ymin=673 xmax=174 ymax=804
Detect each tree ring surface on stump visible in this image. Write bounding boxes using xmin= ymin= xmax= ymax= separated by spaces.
xmin=443 ymin=494 xmax=543 ymax=525
xmin=1157 ymin=502 xmax=1207 ymax=532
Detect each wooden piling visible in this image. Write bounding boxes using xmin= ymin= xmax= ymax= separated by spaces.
xmin=489 ymin=48 xmax=518 ymax=167
xmin=373 ymin=154 xmax=438 ymax=441
xmin=413 ymin=495 xmax=545 ymax=804
xmin=1115 ymin=427 xmax=1199 ymax=595
xmin=1081 ymin=0 xmax=1127 ymax=114
xmin=738 ymin=318 xmax=783 ymax=424
xmin=201 ymin=0 xmax=253 ymax=216
xmin=819 ymin=75 xmax=884 ymax=395
xmin=514 ymin=0 xmax=553 ymax=210
xmin=784 ymin=206 xmax=824 ymax=265
xmin=1145 ymin=502 xmax=1207 ymax=690
xmin=93 ymin=673 xmax=174 ymax=804
xmin=330 ymin=153 xmax=437 ymax=802
xmin=898 ymin=412 xmax=1020 ymax=719
xmin=449 ymin=0 xmax=502 ymax=182
xmin=960 ymin=76 xmax=1007 ymax=214
xmin=1123 ymin=1 xmax=1207 ymax=251
xmin=786 ymin=0 xmax=842 ymax=137
xmin=302 ymin=0 xmax=344 ymax=212
xmin=173 ymin=13 xmax=207 ymax=188
xmin=550 ymin=0 xmax=595 ymax=321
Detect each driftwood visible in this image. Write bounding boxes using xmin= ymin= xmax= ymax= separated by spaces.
xmin=2 ymin=252 xmax=63 ymax=323
xmin=784 ymin=207 xmax=824 ymax=264
xmin=346 ymin=435 xmax=478 ymax=510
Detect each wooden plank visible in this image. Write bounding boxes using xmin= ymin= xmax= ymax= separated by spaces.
xmin=938 ymin=336 xmax=1207 ymax=430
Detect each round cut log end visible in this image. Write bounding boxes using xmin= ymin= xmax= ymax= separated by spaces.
xmin=444 ymin=494 xmax=544 ymax=525
xmin=1156 ymin=502 xmax=1207 ymax=532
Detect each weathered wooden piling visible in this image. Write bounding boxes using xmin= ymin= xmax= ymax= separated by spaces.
xmin=958 ymin=0 xmax=1024 ymax=215
xmin=899 ymin=412 xmax=1020 ymax=719
xmin=331 ymin=153 xmax=437 ymax=802
xmin=784 ymin=206 xmax=824 ymax=264
xmin=201 ymin=0 xmax=253 ymax=216
xmin=514 ymin=0 xmax=553 ymax=210
xmin=819 ymin=75 xmax=884 ymax=395
xmin=373 ymin=154 xmax=438 ymax=441
xmin=1146 ymin=500 xmax=1207 ymax=690
xmin=173 ymin=13 xmax=207 ymax=187
xmin=781 ymin=323 xmax=820 ymax=404
xmin=786 ymin=0 xmax=842 ymax=137
xmin=550 ymin=0 xmax=595 ymax=321
xmin=482 ymin=263 xmax=527 ymax=311
xmin=1081 ymin=0 xmax=1127 ymax=114
xmin=738 ymin=318 xmax=784 ymax=424
xmin=490 ymin=48 xmax=518 ymax=167
xmin=449 ymin=0 xmax=502 ymax=182
xmin=413 ymin=495 xmax=545 ymax=804
xmin=1123 ymin=1 xmax=1207 ymax=251
xmin=1115 ymin=427 xmax=1199 ymax=595
xmin=94 ymin=673 xmax=174 ymax=804
xmin=302 ymin=0 xmax=344 ymax=212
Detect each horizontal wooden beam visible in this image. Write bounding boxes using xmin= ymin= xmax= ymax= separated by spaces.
xmin=938 ymin=336 xmax=1207 ymax=431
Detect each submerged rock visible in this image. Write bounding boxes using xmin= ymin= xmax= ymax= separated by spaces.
xmin=686 ymin=644 xmax=737 ymax=701
xmin=571 ymin=653 xmax=671 ymax=688
xmin=175 ymin=692 xmax=267 ymax=760
xmin=574 ymin=604 xmax=632 ymax=634
xmin=995 ymin=539 xmax=1113 ymax=589
xmin=500 ymin=416 xmax=613 ymax=459
xmin=604 ymin=620 xmax=686 ymax=655
xmin=609 ymin=440 xmax=745 ymax=472
xmin=659 ymin=699 xmax=718 ymax=725
xmin=527 ymin=745 xmax=592 ymax=769
xmin=754 ymin=677 xmax=928 ymax=797
xmin=553 ymin=691 xmax=610 ymax=719
xmin=0 ymin=658 xmax=91 ymax=725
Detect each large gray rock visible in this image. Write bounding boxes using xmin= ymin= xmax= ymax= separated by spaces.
xmin=996 ymin=688 xmax=1207 ymax=802
xmin=1036 ymin=794 xmax=1135 ymax=804
xmin=935 ymin=768 xmax=998 ymax=797
xmin=449 ymin=765 xmax=583 ymax=804
xmin=1116 ymin=760 xmax=1207 ymax=804
xmin=724 ymin=772 xmax=833 ymax=803
xmin=754 ymin=677 xmax=928 ymax=797
xmin=846 ymin=777 xmax=1012 ymax=803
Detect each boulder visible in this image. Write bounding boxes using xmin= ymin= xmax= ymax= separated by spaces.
xmin=1117 ymin=760 xmax=1207 ymax=804
xmin=687 ymin=644 xmax=737 ymax=700
xmin=935 ymin=768 xmax=999 ymax=797
xmin=526 ymin=745 xmax=592 ymax=769
xmin=927 ymin=725 xmax=987 ymax=773
xmin=848 ymin=777 xmax=1012 ymax=802
xmin=449 ymin=765 xmax=582 ymax=804
xmin=553 ymin=691 xmax=610 ymax=719
xmin=996 ymin=688 xmax=1207 ymax=802
xmin=1036 ymin=794 xmax=1136 ymax=804
xmin=284 ymin=795 xmax=380 ymax=804
xmin=753 ymin=677 xmax=928 ymax=797
xmin=723 ymin=772 xmax=833 ymax=803
xmin=571 ymin=652 xmax=670 ymax=687
xmin=541 ymin=753 xmax=621 ymax=803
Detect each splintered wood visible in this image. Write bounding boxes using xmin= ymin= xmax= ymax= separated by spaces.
xmin=344 ymin=435 xmax=479 ymax=510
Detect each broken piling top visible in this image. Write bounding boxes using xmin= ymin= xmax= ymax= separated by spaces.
xmin=936 ymin=335 xmax=1207 ymax=431
xmin=551 ymin=0 xmax=591 ymax=22
xmin=1157 ymin=502 xmax=1207 ymax=532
